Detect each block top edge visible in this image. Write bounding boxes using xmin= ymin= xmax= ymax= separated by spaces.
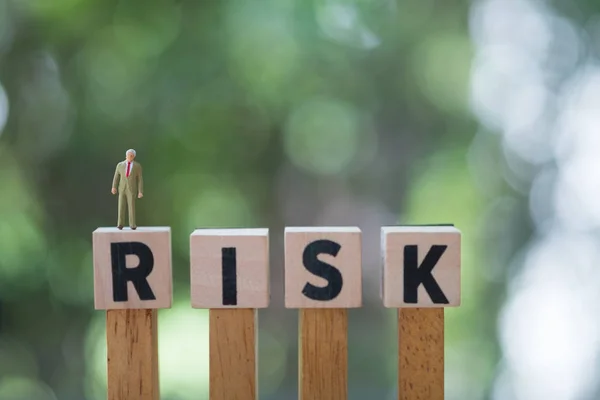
xmin=285 ymin=226 xmax=361 ymax=233
xmin=191 ymin=228 xmax=268 ymax=236
xmin=381 ymin=225 xmax=460 ymax=234
xmin=93 ymin=227 xmax=171 ymax=233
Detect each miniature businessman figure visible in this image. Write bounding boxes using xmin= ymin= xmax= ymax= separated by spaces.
xmin=111 ymin=149 xmax=143 ymax=230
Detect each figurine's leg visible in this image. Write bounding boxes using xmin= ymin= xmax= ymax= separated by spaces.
xmin=117 ymin=193 xmax=127 ymax=228
xmin=128 ymin=192 xmax=136 ymax=228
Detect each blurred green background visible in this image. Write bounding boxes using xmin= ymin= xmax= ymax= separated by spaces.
xmin=2 ymin=0 xmax=599 ymax=399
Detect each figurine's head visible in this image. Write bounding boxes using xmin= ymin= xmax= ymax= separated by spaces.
xmin=126 ymin=149 xmax=136 ymax=162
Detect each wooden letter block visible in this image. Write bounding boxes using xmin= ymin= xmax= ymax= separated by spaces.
xmin=285 ymin=227 xmax=362 ymax=308
xmin=381 ymin=225 xmax=461 ymax=307
xmin=190 ymin=228 xmax=269 ymax=308
xmin=93 ymin=227 xmax=172 ymax=310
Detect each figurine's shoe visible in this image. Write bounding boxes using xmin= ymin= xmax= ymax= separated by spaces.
xmin=131 ymin=226 xmax=137 ymax=230
xmin=117 ymin=225 xmax=123 ymax=230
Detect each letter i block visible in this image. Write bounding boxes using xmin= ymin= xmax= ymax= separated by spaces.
xmin=285 ymin=227 xmax=362 ymax=308
xmin=92 ymin=227 xmax=173 ymax=309
xmin=190 ymin=228 xmax=270 ymax=308
xmin=381 ymin=226 xmax=461 ymax=307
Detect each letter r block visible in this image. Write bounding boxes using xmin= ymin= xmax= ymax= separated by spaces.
xmin=285 ymin=227 xmax=362 ymax=308
xmin=92 ymin=227 xmax=172 ymax=310
xmin=190 ymin=228 xmax=270 ymax=308
xmin=381 ymin=226 xmax=461 ymax=307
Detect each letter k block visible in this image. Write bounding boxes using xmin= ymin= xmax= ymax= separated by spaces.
xmin=381 ymin=226 xmax=461 ymax=307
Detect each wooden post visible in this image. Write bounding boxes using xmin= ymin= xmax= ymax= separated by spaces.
xmin=398 ymin=308 xmax=444 ymax=399
xmin=381 ymin=225 xmax=461 ymax=400
xmin=93 ymin=227 xmax=173 ymax=400
xmin=107 ymin=309 xmax=159 ymax=400
xmin=190 ymin=228 xmax=270 ymax=400
xmin=209 ymin=309 xmax=258 ymax=399
xmin=284 ymin=227 xmax=362 ymax=400
xmin=299 ymin=309 xmax=348 ymax=400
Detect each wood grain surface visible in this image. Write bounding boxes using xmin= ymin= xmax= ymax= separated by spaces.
xmin=107 ymin=309 xmax=159 ymax=400
xmin=191 ymin=229 xmax=270 ymax=308
xmin=398 ymin=308 xmax=444 ymax=400
xmin=381 ymin=226 xmax=461 ymax=308
xmin=93 ymin=227 xmax=172 ymax=310
xmin=299 ymin=308 xmax=348 ymax=400
xmin=284 ymin=227 xmax=362 ymax=308
xmin=210 ymin=308 xmax=257 ymax=400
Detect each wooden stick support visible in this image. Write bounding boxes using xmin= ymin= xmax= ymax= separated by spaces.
xmin=285 ymin=227 xmax=362 ymax=400
xmin=381 ymin=225 xmax=461 ymax=400
xmin=107 ymin=309 xmax=159 ymax=400
xmin=93 ymin=227 xmax=173 ymax=400
xmin=209 ymin=309 xmax=258 ymax=399
xmin=398 ymin=308 xmax=444 ymax=400
xmin=299 ymin=308 xmax=348 ymax=400
xmin=190 ymin=229 xmax=270 ymax=400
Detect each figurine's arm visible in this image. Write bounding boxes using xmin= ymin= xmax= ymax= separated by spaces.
xmin=112 ymin=164 xmax=120 ymax=192
xmin=137 ymin=164 xmax=143 ymax=197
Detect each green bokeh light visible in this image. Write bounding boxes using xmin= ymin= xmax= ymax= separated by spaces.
xmin=225 ymin=0 xmax=301 ymax=106
xmin=113 ymin=0 xmax=181 ymax=59
xmin=284 ymin=97 xmax=362 ymax=176
xmin=20 ymin=0 xmax=86 ymax=16
xmin=77 ymin=28 xmax=156 ymax=121
xmin=0 ymin=376 xmax=57 ymax=400
xmin=46 ymin=240 xmax=94 ymax=306
xmin=0 ymin=336 xmax=39 ymax=379
xmin=0 ymin=153 xmax=47 ymax=299
xmin=411 ymin=33 xmax=473 ymax=114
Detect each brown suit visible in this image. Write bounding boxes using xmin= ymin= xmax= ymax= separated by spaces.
xmin=112 ymin=161 xmax=143 ymax=227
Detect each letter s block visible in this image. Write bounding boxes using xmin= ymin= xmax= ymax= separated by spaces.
xmin=285 ymin=227 xmax=362 ymax=308
xmin=92 ymin=227 xmax=172 ymax=310
xmin=381 ymin=225 xmax=461 ymax=307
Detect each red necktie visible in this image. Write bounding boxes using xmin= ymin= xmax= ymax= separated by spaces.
xmin=126 ymin=162 xmax=131 ymax=178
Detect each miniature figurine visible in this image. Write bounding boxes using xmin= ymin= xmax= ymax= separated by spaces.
xmin=111 ymin=149 xmax=143 ymax=230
